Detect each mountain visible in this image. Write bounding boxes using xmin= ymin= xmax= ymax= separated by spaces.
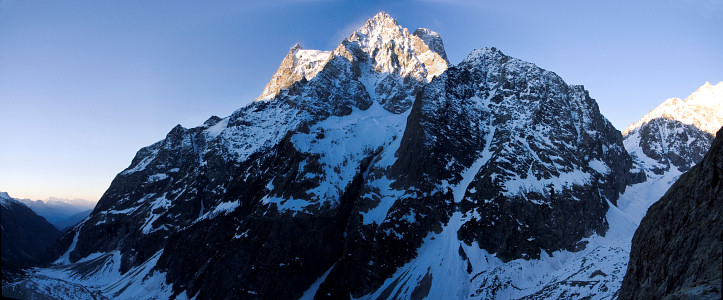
xmin=18 ymin=197 xmax=96 ymax=230
xmin=493 ymin=83 xmax=721 ymax=299
xmin=619 ymin=127 xmax=722 ymax=299
xmin=622 ymin=81 xmax=722 ymax=176
xmin=617 ymin=82 xmax=723 ymax=222
xmin=6 ymin=12 xmax=700 ymax=299
xmin=599 ymin=83 xmax=723 ymax=299
xmin=1 ymin=192 xmax=61 ymax=268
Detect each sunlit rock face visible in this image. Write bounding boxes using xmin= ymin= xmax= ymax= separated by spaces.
xmin=623 ymin=82 xmax=723 ymax=175
xmin=257 ymin=44 xmax=331 ymax=100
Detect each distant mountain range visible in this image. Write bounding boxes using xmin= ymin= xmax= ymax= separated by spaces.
xmin=1 ymin=12 xmax=720 ymax=300
xmin=16 ymin=197 xmax=95 ymax=231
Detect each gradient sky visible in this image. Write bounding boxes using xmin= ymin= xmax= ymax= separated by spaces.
xmin=1 ymin=0 xmax=721 ymax=202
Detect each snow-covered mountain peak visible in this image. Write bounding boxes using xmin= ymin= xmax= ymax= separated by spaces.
xmin=353 ymin=11 xmax=399 ymax=38
xmin=683 ymin=81 xmax=722 ymax=110
xmin=349 ymin=12 xmax=405 ymax=50
xmin=258 ymin=12 xmax=447 ymax=105
xmin=346 ymin=12 xmax=448 ymax=82
xmin=623 ymin=81 xmax=722 ymax=136
xmin=462 ymin=47 xmax=501 ymax=62
xmin=257 ymin=12 xmax=449 ymax=113
xmin=257 ymin=43 xmax=332 ymax=100
xmin=460 ymin=47 xmax=551 ymax=78
xmin=623 ymin=82 xmax=722 ymax=175
xmin=0 ymin=191 xmax=12 ymax=207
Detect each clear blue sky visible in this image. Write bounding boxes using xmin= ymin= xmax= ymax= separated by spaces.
xmin=1 ymin=0 xmax=721 ymax=201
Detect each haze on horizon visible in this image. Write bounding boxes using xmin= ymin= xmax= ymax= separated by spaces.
xmin=1 ymin=192 xmax=98 ymax=206
xmin=1 ymin=0 xmax=721 ymax=201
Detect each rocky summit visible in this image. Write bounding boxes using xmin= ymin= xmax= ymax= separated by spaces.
xmin=11 ymin=12 xmax=720 ymax=300
xmin=623 ymin=82 xmax=723 ymax=176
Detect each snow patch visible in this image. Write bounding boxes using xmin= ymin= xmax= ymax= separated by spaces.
xmin=146 ymin=173 xmax=168 ymax=183
xmin=361 ymin=176 xmax=406 ymax=225
xmin=204 ymin=117 xmax=229 ymax=139
xmin=140 ymin=194 xmax=172 ymax=234
xmin=120 ymin=147 xmax=160 ymax=175
xmin=54 ymin=227 xmax=81 ymax=265
xmin=286 ymin=102 xmax=410 ymax=214
xmin=33 ymin=250 xmax=178 ymax=300
xmin=588 ymin=159 xmax=610 ymax=175
xmin=299 ymin=264 xmax=336 ymax=299
xmin=504 ymin=167 xmax=591 ymax=199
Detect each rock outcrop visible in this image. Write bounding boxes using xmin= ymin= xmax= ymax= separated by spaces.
xmin=257 ymin=44 xmax=331 ymax=100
